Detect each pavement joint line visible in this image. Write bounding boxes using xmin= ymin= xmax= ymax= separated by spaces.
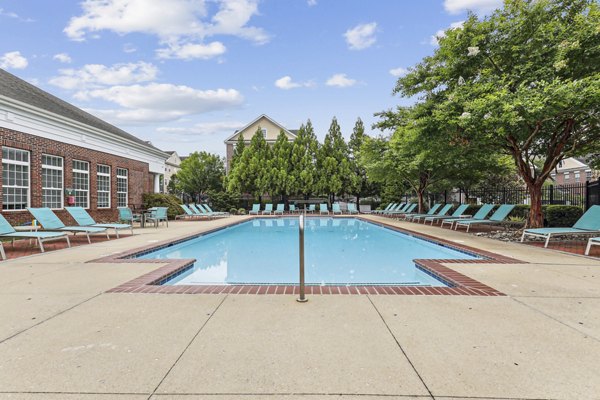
xmin=366 ymin=295 xmax=435 ymax=400
xmin=149 ymin=293 xmax=230 ymax=399
xmin=150 ymin=392 xmax=433 ymax=397
xmin=0 ymin=292 xmax=103 ymax=345
xmin=510 ymin=297 xmax=600 ymax=343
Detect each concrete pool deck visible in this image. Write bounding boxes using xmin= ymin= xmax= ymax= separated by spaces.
xmin=0 ymin=215 xmax=599 ymax=399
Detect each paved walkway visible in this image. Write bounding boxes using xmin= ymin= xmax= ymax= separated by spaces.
xmin=0 ymin=215 xmax=599 ymax=400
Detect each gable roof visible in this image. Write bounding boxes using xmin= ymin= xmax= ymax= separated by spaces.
xmin=224 ymin=114 xmax=297 ymax=143
xmin=0 ymin=68 xmax=165 ymax=155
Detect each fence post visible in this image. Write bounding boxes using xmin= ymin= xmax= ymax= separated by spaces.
xmin=586 ymin=180 xmax=590 ymax=210
xmin=549 ymin=184 xmax=554 ymax=205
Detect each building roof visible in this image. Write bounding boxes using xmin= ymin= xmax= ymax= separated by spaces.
xmin=0 ymin=68 xmax=164 ymax=154
xmin=224 ymin=114 xmax=297 ymax=143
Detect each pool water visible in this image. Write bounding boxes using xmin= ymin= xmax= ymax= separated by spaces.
xmin=137 ymin=217 xmax=479 ymax=286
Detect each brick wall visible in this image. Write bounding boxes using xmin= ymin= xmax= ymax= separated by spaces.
xmin=1 ymin=127 xmax=153 ymax=225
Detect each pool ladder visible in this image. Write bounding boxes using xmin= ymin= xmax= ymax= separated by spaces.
xmin=297 ymin=212 xmax=308 ymax=303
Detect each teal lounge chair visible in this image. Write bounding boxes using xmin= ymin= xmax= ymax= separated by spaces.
xmin=146 ymin=207 xmax=169 ymax=227
xmin=410 ymin=204 xmax=452 ymax=223
xmin=204 ymin=204 xmax=229 ymax=216
xmin=388 ymin=203 xmax=417 ymax=217
xmin=263 ymin=204 xmax=273 ymax=215
xmin=455 ymin=204 xmax=515 ymax=232
xmin=383 ymin=203 xmax=407 ymax=216
xmin=347 ymin=203 xmax=359 ymax=214
xmin=188 ymin=204 xmax=213 ymax=219
xmin=0 ymin=214 xmax=70 ymax=260
xmin=586 ymin=237 xmax=600 ymax=256
xmin=521 ymin=205 xmax=600 ymax=248
xmin=373 ymin=203 xmax=397 ymax=214
xmin=289 ymin=204 xmax=297 ymax=213
xmin=320 ymin=203 xmax=329 ymax=215
xmin=308 ymin=204 xmax=316 ymax=213
xmin=118 ymin=207 xmax=141 ymax=225
xmin=424 ymin=204 xmax=469 ymax=225
xmin=332 ymin=204 xmax=342 ymax=215
xmin=441 ymin=204 xmax=494 ymax=229
xmin=249 ymin=204 xmax=261 ymax=215
xmin=177 ymin=204 xmax=195 ymax=219
xmin=402 ymin=204 xmax=441 ymax=220
xmin=198 ymin=204 xmax=227 ymax=218
xmin=65 ymin=207 xmax=133 ymax=238
xmin=274 ymin=204 xmax=285 ymax=215
xmin=27 ymin=208 xmax=109 ymax=243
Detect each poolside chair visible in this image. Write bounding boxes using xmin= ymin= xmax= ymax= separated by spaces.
xmin=274 ymin=204 xmax=285 ymax=215
xmin=319 ymin=203 xmax=329 ymax=215
xmin=118 ymin=207 xmax=141 ymax=225
xmin=399 ymin=203 xmax=439 ymax=219
xmin=440 ymin=204 xmax=494 ymax=230
xmin=347 ymin=203 xmax=359 ymax=214
xmin=263 ymin=204 xmax=273 ymax=215
xmin=388 ymin=203 xmax=417 ymax=217
xmin=308 ymin=204 xmax=316 ymax=213
xmin=289 ymin=204 xmax=297 ymax=213
xmin=585 ymin=237 xmax=600 ymax=256
xmin=0 ymin=214 xmax=70 ymax=260
xmin=188 ymin=204 xmax=213 ymax=219
xmin=409 ymin=204 xmax=452 ymax=223
xmin=382 ymin=203 xmax=405 ymax=216
xmin=27 ymin=208 xmax=109 ymax=243
xmin=332 ymin=203 xmax=342 ymax=215
xmin=373 ymin=203 xmax=397 ymax=214
xmin=65 ymin=207 xmax=133 ymax=238
xmin=176 ymin=204 xmax=195 ymax=219
xmin=145 ymin=207 xmax=169 ymax=228
xmin=249 ymin=204 xmax=261 ymax=215
xmin=423 ymin=204 xmax=469 ymax=225
xmin=203 ymin=204 xmax=229 ymax=216
xmin=198 ymin=204 xmax=227 ymax=218
xmin=455 ymin=204 xmax=515 ymax=232
xmin=521 ymin=205 xmax=600 ymax=248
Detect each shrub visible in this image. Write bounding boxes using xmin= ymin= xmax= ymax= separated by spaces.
xmin=229 ymin=207 xmax=238 ymax=215
xmin=238 ymin=208 xmax=246 ymax=215
xmin=545 ymin=205 xmax=583 ymax=227
xmin=207 ymin=190 xmax=243 ymax=212
xmin=142 ymin=193 xmax=182 ymax=220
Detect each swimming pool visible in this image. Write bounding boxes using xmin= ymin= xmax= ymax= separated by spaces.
xmin=137 ymin=217 xmax=480 ymax=287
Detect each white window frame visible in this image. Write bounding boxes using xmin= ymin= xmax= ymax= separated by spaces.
xmin=97 ymin=164 xmax=111 ymax=209
xmin=41 ymin=154 xmax=64 ymax=210
xmin=564 ymin=172 xmax=570 ymax=181
xmin=260 ymin=128 xmax=267 ymax=136
xmin=116 ymin=168 xmax=128 ymax=208
xmin=72 ymin=160 xmax=90 ymax=208
xmin=2 ymin=147 xmax=30 ymax=211
xmin=575 ymin=171 xmax=581 ymax=182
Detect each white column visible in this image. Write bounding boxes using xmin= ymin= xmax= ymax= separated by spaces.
xmin=153 ymin=173 xmax=161 ymax=193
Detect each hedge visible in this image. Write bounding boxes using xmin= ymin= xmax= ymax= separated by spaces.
xmin=545 ymin=205 xmax=584 ymax=227
xmin=142 ymin=193 xmax=182 ymax=220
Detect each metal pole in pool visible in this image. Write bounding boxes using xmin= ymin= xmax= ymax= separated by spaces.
xmin=297 ymin=212 xmax=308 ymax=303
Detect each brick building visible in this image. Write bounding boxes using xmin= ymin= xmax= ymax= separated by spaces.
xmin=0 ymin=68 xmax=168 ymax=225
xmin=550 ymin=157 xmax=599 ymax=185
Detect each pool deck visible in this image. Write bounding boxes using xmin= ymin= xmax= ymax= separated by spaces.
xmin=0 ymin=215 xmax=599 ymax=399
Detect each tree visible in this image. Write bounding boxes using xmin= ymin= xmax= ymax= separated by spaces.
xmin=227 ymin=128 xmax=272 ymax=199
xmin=270 ymin=130 xmax=296 ymax=201
xmin=290 ymin=120 xmax=319 ymax=198
xmin=395 ymin=0 xmax=600 ymax=227
xmin=348 ymin=117 xmax=372 ymax=206
xmin=176 ymin=151 xmax=225 ymax=201
xmin=317 ymin=117 xmax=356 ymax=204
xmin=231 ymin=133 xmax=246 ymax=170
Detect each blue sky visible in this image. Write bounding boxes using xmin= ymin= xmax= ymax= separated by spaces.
xmin=0 ymin=0 xmax=502 ymax=156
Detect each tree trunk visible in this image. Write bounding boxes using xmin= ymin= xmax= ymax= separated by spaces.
xmin=527 ymin=182 xmax=544 ymax=228
xmin=417 ymin=190 xmax=426 ymax=214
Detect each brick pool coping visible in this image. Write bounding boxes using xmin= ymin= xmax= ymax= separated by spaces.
xmin=95 ymin=216 xmax=524 ymax=296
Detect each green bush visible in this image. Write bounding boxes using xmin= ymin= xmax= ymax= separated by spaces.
xmin=238 ymin=208 xmax=246 ymax=215
xmin=545 ymin=205 xmax=584 ymax=227
xmin=142 ymin=193 xmax=182 ymax=220
xmin=229 ymin=207 xmax=238 ymax=215
xmin=207 ymin=190 xmax=242 ymax=212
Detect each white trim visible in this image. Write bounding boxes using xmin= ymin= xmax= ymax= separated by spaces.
xmin=223 ymin=114 xmax=297 ymax=143
xmin=0 ymin=96 xmax=167 ymax=174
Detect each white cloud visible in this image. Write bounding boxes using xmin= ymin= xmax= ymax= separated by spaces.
xmin=274 ymin=76 xmax=314 ymax=90
xmin=0 ymin=51 xmax=28 ymax=70
xmin=326 ymin=73 xmax=357 ymax=88
xmin=389 ymin=67 xmax=408 ymax=77
xmin=344 ymin=22 xmax=377 ymax=50
xmin=53 ymin=53 xmax=72 ymax=63
xmin=64 ymin=0 xmax=268 ymax=60
xmin=49 ymin=62 xmax=158 ymax=90
xmin=0 ymin=7 xmax=34 ymax=22
xmin=156 ymin=41 xmax=226 ymax=60
xmin=157 ymin=121 xmax=245 ymax=135
xmin=307 ymin=0 xmax=317 ymax=6
xmin=430 ymin=21 xmax=464 ymax=46
xmin=76 ymin=83 xmax=244 ymax=124
xmin=444 ymin=0 xmax=502 ymax=14
xmin=123 ymin=43 xmax=137 ymax=53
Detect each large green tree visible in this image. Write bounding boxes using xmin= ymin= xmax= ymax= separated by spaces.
xmin=176 ymin=151 xmax=225 ymax=201
xmin=270 ymin=130 xmax=296 ymax=201
xmin=348 ymin=117 xmax=373 ymax=207
xmin=290 ymin=120 xmax=319 ymax=198
xmin=230 ymin=133 xmax=246 ymax=170
xmin=396 ymin=0 xmax=600 ymax=227
xmin=227 ymin=128 xmax=272 ymax=199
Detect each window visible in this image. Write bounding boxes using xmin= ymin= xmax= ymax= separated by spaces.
xmin=586 ymin=170 xmax=592 ymax=180
xmin=260 ymin=128 xmax=267 ymax=136
xmin=575 ymin=171 xmax=581 ymax=182
xmin=564 ymin=172 xmax=570 ymax=181
xmin=72 ymin=160 xmax=89 ymax=208
xmin=116 ymin=168 xmax=128 ymax=207
xmin=2 ymin=147 xmax=30 ymax=210
xmin=42 ymin=154 xmax=63 ymax=209
xmin=97 ymin=164 xmax=111 ymax=208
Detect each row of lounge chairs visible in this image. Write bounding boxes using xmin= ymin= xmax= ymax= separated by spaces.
xmin=177 ymin=204 xmax=229 ymax=220
xmin=0 ymin=207 xmax=133 ymax=260
xmin=248 ymin=203 xmax=359 ymax=215
xmin=376 ymin=202 xmax=600 ymax=254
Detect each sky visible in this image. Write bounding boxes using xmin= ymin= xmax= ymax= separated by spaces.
xmin=0 ymin=0 xmax=503 ymax=157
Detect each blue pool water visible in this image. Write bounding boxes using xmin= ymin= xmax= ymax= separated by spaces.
xmin=137 ymin=217 xmax=479 ymax=286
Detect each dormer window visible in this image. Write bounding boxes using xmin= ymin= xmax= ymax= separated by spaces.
xmin=261 ymin=128 xmax=267 ymax=136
